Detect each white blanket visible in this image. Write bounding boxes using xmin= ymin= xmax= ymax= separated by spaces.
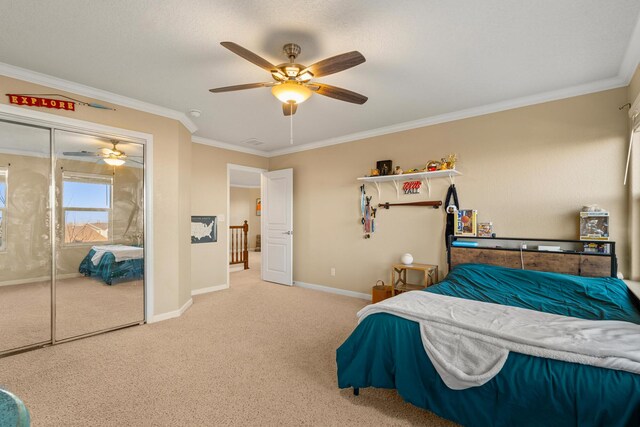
xmin=91 ymin=245 xmax=144 ymax=266
xmin=358 ymin=291 xmax=640 ymax=390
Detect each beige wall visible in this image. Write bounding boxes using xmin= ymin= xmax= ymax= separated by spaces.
xmin=190 ymin=144 xmax=268 ymax=292
xmin=0 ymin=73 xmax=635 ymax=308
xmin=270 ymin=88 xmax=630 ymax=294
xmin=0 ymin=152 xmax=50 ymax=284
xmin=0 ymin=75 xmax=191 ymax=315
xmin=230 ymin=186 xmax=261 ymax=250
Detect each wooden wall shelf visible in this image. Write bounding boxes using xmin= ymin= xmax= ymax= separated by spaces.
xmin=357 ymin=170 xmax=462 ymax=198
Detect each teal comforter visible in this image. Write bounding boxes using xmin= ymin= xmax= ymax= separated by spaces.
xmin=79 ymin=249 xmax=144 ymax=285
xmin=337 ymin=264 xmax=640 ymax=427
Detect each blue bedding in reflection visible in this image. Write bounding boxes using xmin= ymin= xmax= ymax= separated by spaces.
xmin=337 ymin=264 xmax=640 ymax=427
xmin=79 ymin=249 xmax=144 ymax=285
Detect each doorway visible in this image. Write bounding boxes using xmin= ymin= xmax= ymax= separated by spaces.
xmin=227 ymin=165 xmax=264 ymax=285
xmin=0 ymin=118 xmax=148 ymax=357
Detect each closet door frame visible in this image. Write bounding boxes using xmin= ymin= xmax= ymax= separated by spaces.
xmin=0 ymin=103 xmax=154 ymax=353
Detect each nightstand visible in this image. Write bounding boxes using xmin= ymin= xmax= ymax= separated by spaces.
xmin=391 ymin=263 xmax=438 ymax=296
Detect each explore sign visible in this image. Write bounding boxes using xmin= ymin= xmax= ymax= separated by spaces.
xmin=7 ymin=94 xmax=76 ymax=111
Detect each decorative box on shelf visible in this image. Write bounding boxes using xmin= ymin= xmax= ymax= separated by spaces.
xmin=579 ymin=211 xmax=609 ymax=241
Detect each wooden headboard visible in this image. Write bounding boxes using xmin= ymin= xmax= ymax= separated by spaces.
xmin=448 ymin=238 xmax=617 ymax=278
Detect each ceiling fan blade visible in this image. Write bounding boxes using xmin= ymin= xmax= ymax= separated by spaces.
xmin=220 ymin=41 xmax=276 ymax=72
xmin=310 ymin=83 xmax=368 ymax=104
xmin=300 ymin=51 xmax=365 ymax=78
xmin=282 ymin=103 xmax=297 ymax=116
xmin=62 ymin=151 xmax=99 ymax=157
xmin=209 ymin=82 xmax=274 ymax=93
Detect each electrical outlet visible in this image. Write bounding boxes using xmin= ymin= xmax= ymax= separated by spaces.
xmin=330 ymin=267 xmax=336 ymax=276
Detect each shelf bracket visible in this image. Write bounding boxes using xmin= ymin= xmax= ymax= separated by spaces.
xmin=448 ymin=173 xmax=456 ymax=185
xmin=392 ymin=180 xmax=400 ymax=199
xmin=423 ymin=178 xmax=431 ymax=197
xmin=372 ymin=181 xmax=381 ymax=200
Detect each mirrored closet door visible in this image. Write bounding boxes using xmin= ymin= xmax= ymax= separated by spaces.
xmin=54 ymin=130 xmax=145 ymax=341
xmin=0 ymin=119 xmax=146 ymax=356
xmin=0 ymin=120 xmax=52 ymax=354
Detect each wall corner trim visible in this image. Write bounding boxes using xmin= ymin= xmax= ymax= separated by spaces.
xmin=191 ymin=284 xmax=229 ymax=296
xmin=294 ymin=281 xmax=370 ymax=301
xmin=149 ymin=298 xmax=193 ymax=323
xmin=0 ymin=61 xmax=198 ymax=133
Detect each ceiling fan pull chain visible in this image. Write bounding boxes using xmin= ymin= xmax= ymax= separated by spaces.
xmin=290 ymin=106 xmax=294 ymax=145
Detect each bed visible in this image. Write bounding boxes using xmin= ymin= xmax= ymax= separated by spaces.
xmin=337 ymin=245 xmax=640 ymax=426
xmin=78 ymin=244 xmax=144 ymax=285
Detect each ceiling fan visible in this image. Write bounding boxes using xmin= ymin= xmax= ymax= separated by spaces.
xmin=210 ymin=42 xmax=368 ymax=116
xmin=62 ymin=140 xmax=142 ymax=166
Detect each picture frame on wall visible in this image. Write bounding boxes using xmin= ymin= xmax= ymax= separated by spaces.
xmin=191 ymin=216 xmax=217 ymax=244
xmin=256 ymin=198 xmax=261 ymax=216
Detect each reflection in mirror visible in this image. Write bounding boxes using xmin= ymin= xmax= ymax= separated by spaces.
xmin=0 ymin=120 xmax=52 ymax=353
xmin=54 ymin=130 xmax=144 ymax=341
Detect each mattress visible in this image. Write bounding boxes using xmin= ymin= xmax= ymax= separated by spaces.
xmin=336 ymin=264 xmax=640 ymax=427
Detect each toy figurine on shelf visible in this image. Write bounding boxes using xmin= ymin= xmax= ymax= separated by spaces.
xmin=370 ymin=168 xmax=380 ymax=176
xmin=444 ymin=154 xmax=457 ymax=170
xmin=426 ymin=160 xmax=440 ymax=171
xmin=440 ymin=158 xmax=448 ymax=170
xmin=394 ymin=166 xmax=403 ymax=175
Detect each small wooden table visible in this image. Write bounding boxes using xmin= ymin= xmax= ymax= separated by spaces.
xmin=391 ymin=263 xmax=439 ymax=296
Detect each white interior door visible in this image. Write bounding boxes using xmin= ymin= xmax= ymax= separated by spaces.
xmin=261 ymin=168 xmax=293 ymax=285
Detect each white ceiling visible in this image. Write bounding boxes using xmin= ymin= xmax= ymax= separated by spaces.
xmin=1 ymin=1 xmax=639 ymax=155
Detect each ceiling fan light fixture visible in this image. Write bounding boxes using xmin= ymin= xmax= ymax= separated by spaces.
xmin=271 ymin=81 xmax=312 ymax=104
xmin=104 ymin=157 xmax=126 ymax=166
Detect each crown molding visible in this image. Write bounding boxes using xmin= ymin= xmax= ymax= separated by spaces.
xmin=0 ymin=62 xmax=198 ymax=133
xmin=267 ymin=75 xmax=627 ymax=157
xmin=192 ymin=135 xmax=269 ymax=157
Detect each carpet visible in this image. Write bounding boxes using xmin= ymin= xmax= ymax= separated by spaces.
xmin=0 ymin=276 xmax=143 ymax=352
xmin=0 ymin=262 xmax=455 ymax=426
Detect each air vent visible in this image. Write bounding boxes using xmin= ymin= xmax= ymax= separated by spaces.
xmin=242 ymin=138 xmax=265 ymax=146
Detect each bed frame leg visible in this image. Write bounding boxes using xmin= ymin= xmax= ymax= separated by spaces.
xmin=353 ymin=387 xmax=359 ymax=396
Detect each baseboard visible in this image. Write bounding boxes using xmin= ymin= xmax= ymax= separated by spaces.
xmin=0 ymin=272 xmax=84 ymax=287
xmin=192 ymin=284 xmax=228 ymax=296
xmin=150 ymin=298 xmax=193 ymax=323
xmin=294 ymin=281 xmax=370 ymax=301
xmin=229 ymin=265 xmax=244 ymax=273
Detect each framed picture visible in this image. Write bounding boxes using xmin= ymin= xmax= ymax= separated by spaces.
xmin=191 ymin=216 xmax=217 ymax=244
xmin=454 ymin=209 xmax=477 ymax=236
xmin=256 ymin=198 xmax=261 ymax=216
xmin=376 ymin=160 xmax=392 ymax=176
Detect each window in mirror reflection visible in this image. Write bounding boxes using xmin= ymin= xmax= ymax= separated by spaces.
xmin=62 ymin=172 xmax=112 ymax=244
